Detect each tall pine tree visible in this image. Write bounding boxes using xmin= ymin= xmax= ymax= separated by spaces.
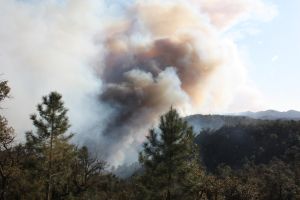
xmin=139 ymin=108 xmax=199 ymax=200
xmin=26 ymin=92 xmax=75 ymax=200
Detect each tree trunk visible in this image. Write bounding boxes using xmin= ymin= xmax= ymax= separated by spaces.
xmin=46 ymin=120 xmax=54 ymax=200
xmin=166 ymin=190 xmax=171 ymax=200
xmin=0 ymin=170 xmax=7 ymax=200
xmin=0 ymin=188 xmax=4 ymax=200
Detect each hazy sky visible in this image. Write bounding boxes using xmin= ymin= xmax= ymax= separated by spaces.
xmin=233 ymin=0 xmax=300 ymax=111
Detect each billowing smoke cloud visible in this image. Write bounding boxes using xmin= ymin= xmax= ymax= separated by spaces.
xmin=0 ymin=0 xmax=276 ymax=165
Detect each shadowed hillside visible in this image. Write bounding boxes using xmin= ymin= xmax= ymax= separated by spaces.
xmin=186 ymin=114 xmax=261 ymax=133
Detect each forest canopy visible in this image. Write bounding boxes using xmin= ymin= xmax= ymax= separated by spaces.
xmin=0 ymin=80 xmax=299 ymax=200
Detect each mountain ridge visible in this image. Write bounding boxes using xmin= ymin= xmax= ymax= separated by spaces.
xmin=186 ymin=110 xmax=300 ymax=133
xmin=237 ymin=109 xmax=300 ymax=120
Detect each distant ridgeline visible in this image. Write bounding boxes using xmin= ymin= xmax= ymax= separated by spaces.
xmin=186 ymin=115 xmax=260 ymax=134
xmin=186 ymin=110 xmax=300 ymax=133
xmin=186 ymin=111 xmax=300 ymax=172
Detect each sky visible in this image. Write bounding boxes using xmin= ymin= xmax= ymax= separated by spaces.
xmin=233 ymin=0 xmax=300 ymax=111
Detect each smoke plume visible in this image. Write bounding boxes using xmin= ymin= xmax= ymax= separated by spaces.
xmin=0 ymin=0 xmax=276 ymax=165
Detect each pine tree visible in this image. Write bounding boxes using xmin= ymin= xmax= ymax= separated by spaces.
xmin=26 ymin=92 xmax=75 ymax=200
xmin=139 ymin=108 xmax=199 ymax=200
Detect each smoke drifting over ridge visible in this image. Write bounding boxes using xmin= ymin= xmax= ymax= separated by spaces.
xmin=0 ymin=0 xmax=276 ymax=165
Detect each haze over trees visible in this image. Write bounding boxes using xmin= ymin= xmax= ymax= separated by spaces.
xmin=0 ymin=80 xmax=299 ymax=199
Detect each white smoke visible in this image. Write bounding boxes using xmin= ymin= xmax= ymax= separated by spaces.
xmin=0 ymin=0 xmax=105 ymax=139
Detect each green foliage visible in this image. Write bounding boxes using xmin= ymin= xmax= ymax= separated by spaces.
xmin=26 ymin=91 xmax=72 ymax=145
xmin=0 ymin=116 xmax=17 ymax=200
xmin=0 ymin=80 xmax=17 ymax=200
xmin=0 ymin=79 xmax=299 ymax=200
xmin=139 ymin=108 xmax=200 ymax=199
xmin=197 ymin=120 xmax=300 ymax=171
xmin=25 ymin=92 xmax=75 ymax=199
xmin=251 ymin=159 xmax=299 ymax=200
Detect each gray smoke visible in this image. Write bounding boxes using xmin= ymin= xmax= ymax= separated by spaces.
xmin=92 ymin=0 xmax=276 ymax=164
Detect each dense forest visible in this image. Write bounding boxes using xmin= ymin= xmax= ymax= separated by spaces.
xmin=0 ymin=80 xmax=299 ymax=200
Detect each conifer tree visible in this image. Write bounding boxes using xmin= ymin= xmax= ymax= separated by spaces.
xmin=26 ymin=92 xmax=75 ymax=200
xmin=139 ymin=108 xmax=199 ymax=200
